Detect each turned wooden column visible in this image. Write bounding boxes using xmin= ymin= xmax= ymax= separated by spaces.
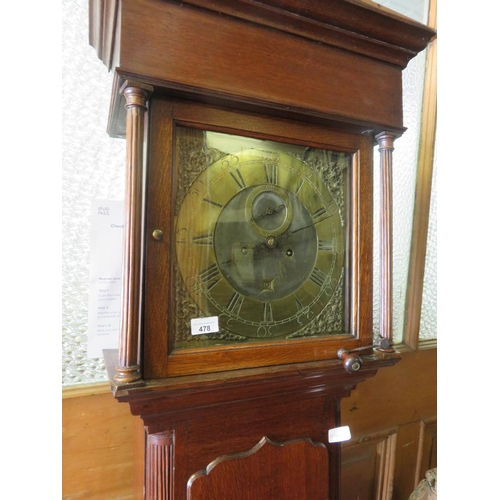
xmin=146 ymin=432 xmax=174 ymax=500
xmin=114 ymin=81 xmax=153 ymax=384
xmin=375 ymin=132 xmax=397 ymax=345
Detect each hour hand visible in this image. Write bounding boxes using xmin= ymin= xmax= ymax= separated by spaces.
xmin=251 ymin=203 xmax=285 ymax=221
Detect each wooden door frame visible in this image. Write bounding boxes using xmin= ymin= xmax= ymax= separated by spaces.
xmin=402 ymin=0 xmax=438 ymax=352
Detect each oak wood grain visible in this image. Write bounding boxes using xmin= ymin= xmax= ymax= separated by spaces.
xmin=119 ymin=0 xmax=402 ymax=129
xmin=62 ymin=392 xmax=144 ymax=500
xmin=90 ymin=0 xmax=436 ymax=70
xmin=187 ymin=437 xmax=329 ymax=500
xmin=115 ymin=81 xmax=153 ymax=384
xmin=90 ymin=0 xmax=432 ymax=136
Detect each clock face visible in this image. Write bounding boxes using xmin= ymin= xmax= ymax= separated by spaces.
xmin=174 ymin=129 xmax=348 ymax=346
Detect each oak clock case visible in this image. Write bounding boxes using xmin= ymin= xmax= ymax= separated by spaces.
xmin=173 ymin=129 xmax=349 ymax=349
xmin=88 ymin=2 xmax=436 ymax=498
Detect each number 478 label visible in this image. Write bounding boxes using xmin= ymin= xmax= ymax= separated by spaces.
xmin=191 ymin=316 xmax=219 ymax=336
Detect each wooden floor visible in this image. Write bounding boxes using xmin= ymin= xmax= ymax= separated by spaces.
xmin=62 ymin=348 xmax=436 ymax=500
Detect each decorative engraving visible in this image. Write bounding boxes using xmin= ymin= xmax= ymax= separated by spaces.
xmin=173 ymin=129 xmax=349 ymax=346
xmin=288 ymin=148 xmax=348 ymax=227
xmin=175 ymin=131 xmax=225 ymax=216
xmin=286 ymin=270 xmax=345 ymax=339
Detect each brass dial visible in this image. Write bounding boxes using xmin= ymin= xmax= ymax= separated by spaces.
xmin=175 ymin=148 xmax=344 ymax=339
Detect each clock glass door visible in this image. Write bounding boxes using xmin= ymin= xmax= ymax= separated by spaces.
xmin=173 ymin=127 xmax=350 ymax=350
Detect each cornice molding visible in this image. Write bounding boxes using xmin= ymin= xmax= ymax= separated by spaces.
xmin=89 ymin=0 xmax=436 ymax=71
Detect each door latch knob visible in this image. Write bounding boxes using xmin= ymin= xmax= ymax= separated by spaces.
xmin=337 ymin=349 xmax=363 ymax=373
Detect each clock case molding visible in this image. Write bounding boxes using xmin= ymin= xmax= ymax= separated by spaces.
xmin=91 ymin=0 xmax=434 ymax=139
xmin=89 ymin=1 xmax=435 ymax=498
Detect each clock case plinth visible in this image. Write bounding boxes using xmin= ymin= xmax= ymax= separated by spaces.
xmin=103 ymin=348 xmax=401 ymax=500
xmin=90 ymin=1 xmax=435 ymax=498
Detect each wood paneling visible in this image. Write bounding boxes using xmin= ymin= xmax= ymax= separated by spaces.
xmin=341 ymin=430 xmax=397 ymax=500
xmin=62 ymin=391 xmax=144 ymax=500
xmin=392 ymin=421 xmax=422 ymax=499
xmin=341 ymin=349 xmax=437 ymax=436
xmin=417 ymin=418 xmax=437 ymax=483
xmin=341 ymin=348 xmax=437 ymax=500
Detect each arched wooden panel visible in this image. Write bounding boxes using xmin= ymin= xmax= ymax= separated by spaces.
xmin=187 ymin=437 xmax=329 ymax=500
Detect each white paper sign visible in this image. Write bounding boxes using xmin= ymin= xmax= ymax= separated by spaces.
xmin=191 ymin=316 xmax=219 ymax=336
xmin=87 ymin=200 xmax=124 ymax=358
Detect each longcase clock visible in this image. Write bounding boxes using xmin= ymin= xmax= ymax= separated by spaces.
xmin=89 ymin=1 xmax=435 ymax=498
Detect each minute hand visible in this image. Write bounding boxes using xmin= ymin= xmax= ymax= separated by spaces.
xmin=285 ymin=213 xmax=335 ymax=237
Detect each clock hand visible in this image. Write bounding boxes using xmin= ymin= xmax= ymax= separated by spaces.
xmin=251 ymin=204 xmax=285 ymax=221
xmin=283 ymin=213 xmax=335 ymax=238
